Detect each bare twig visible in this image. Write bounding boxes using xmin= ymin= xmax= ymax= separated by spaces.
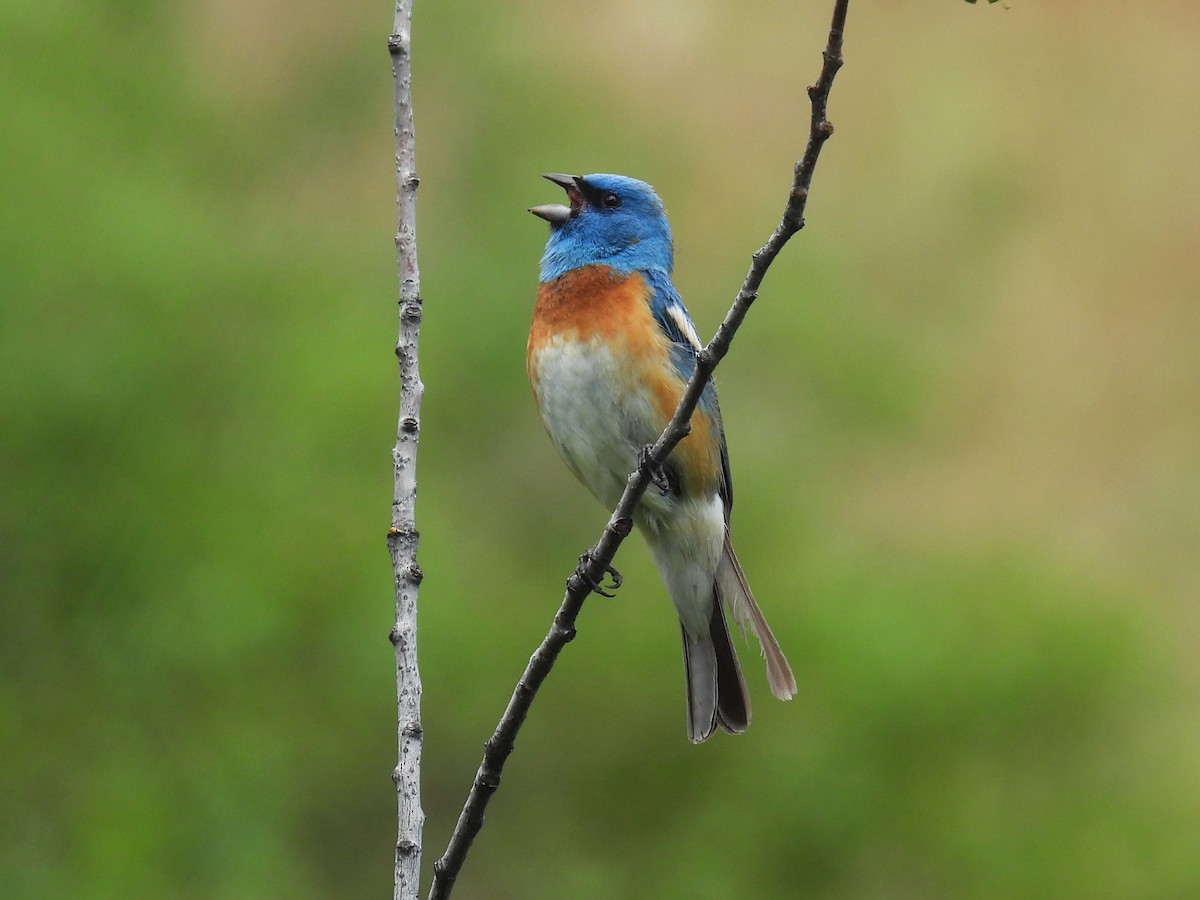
xmin=429 ymin=2 xmax=850 ymax=897
xmin=387 ymin=3 xmax=425 ymax=899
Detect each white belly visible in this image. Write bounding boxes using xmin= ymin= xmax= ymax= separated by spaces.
xmin=530 ymin=334 xmax=661 ymax=510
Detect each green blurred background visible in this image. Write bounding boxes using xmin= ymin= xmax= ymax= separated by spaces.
xmin=3 ymin=1 xmax=1198 ymax=897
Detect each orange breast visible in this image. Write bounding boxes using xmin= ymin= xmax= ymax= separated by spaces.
xmin=528 ymin=266 xmax=654 ymax=350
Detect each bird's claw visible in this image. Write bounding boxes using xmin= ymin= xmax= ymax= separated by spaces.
xmin=577 ymin=552 xmax=623 ymax=598
xmin=638 ymin=446 xmax=672 ymax=495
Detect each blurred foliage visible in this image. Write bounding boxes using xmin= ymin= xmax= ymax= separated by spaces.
xmin=2 ymin=1 xmax=1199 ymax=898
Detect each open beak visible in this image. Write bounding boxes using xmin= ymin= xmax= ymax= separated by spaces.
xmin=529 ymin=173 xmax=583 ymax=224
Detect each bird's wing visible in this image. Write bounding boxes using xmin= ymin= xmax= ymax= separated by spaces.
xmin=645 ymin=269 xmax=703 ymax=353
xmin=644 ymin=270 xmax=735 ymax=518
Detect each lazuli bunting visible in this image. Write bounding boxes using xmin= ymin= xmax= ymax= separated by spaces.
xmin=528 ymin=173 xmax=796 ymax=742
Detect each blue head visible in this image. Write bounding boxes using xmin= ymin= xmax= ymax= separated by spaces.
xmin=530 ymin=173 xmax=674 ymax=282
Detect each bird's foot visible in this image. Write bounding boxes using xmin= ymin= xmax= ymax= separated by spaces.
xmin=576 ymin=551 xmax=623 ymax=598
xmin=638 ymin=446 xmax=673 ymax=495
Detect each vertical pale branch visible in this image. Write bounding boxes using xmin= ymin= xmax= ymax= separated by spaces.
xmin=428 ymin=1 xmax=850 ymax=897
xmin=387 ymin=3 xmax=424 ymax=899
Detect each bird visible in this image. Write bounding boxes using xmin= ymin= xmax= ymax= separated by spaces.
xmin=527 ymin=172 xmax=796 ymax=742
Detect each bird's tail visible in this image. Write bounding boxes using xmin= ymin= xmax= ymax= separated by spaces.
xmin=716 ymin=534 xmax=798 ymax=701
xmin=681 ymin=600 xmax=750 ymax=743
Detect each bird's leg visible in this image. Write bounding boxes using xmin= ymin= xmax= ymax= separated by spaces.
xmin=575 ymin=550 xmax=623 ymax=598
xmin=638 ymin=445 xmax=674 ymax=496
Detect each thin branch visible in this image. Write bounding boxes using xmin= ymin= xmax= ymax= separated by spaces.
xmin=429 ymin=1 xmax=849 ymax=897
xmin=387 ymin=3 xmax=425 ymax=899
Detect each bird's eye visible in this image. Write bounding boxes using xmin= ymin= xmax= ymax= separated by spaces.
xmin=600 ymin=192 xmax=621 ymax=209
